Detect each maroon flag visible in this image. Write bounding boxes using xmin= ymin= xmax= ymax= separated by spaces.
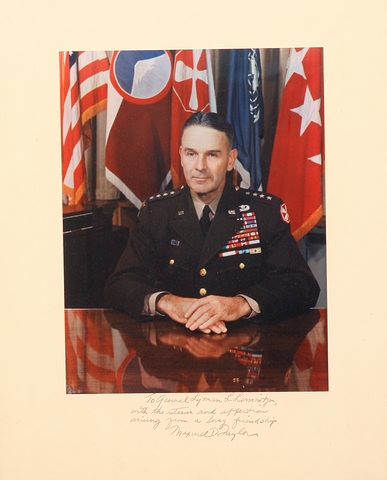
xmin=267 ymin=48 xmax=324 ymax=240
xmin=105 ymin=50 xmax=173 ymax=208
xmin=170 ymin=50 xmax=217 ymax=187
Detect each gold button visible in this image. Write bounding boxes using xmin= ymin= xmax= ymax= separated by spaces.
xmin=199 ymin=288 xmax=207 ymax=296
xmin=239 ymin=262 xmax=246 ymax=269
xmin=199 ymin=268 xmax=207 ymax=277
xmin=169 ymin=259 xmax=175 ymax=265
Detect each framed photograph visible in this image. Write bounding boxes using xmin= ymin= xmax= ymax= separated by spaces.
xmin=3 ymin=2 xmax=386 ymax=479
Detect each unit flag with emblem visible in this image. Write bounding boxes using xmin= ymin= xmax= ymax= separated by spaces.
xmin=267 ymin=47 xmax=324 ymax=240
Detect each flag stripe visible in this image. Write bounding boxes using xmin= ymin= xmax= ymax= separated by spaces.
xmin=78 ymin=52 xmax=109 ymax=125
xmin=60 ymin=51 xmax=86 ymax=204
xmin=80 ymin=87 xmax=108 ymax=122
xmin=60 ymin=51 xmax=109 ymax=205
xmin=80 ymin=77 xmax=108 ymax=99
xmin=78 ymin=57 xmax=109 ymax=84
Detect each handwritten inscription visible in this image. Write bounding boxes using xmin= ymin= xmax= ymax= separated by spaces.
xmin=130 ymin=393 xmax=278 ymax=441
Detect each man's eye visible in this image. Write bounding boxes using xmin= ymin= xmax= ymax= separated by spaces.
xmin=187 ymin=151 xmax=195 ymax=157
xmin=208 ymin=152 xmax=218 ymax=158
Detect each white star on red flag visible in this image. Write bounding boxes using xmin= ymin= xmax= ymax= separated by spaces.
xmin=291 ymin=85 xmax=322 ymax=136
xmin=308 ymin=154 xmax=322 ymax=165
xmin=267 ymin=47 xmax=324 ymax=240
xmin=285 ymin=48 xmax=309 ymax=85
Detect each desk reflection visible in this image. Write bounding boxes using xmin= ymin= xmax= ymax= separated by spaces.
xmin=65 ymin=308 xmax=328 ymax=394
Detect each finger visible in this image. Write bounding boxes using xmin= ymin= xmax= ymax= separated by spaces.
xmin=186 ymin=312 xmax=213 ymax=331
xmin=200 ymin=328 xmax=211 ymax=334
xmin=184 ymin=297 xmax=210 ymax=320
xmin=209 ymin=324 xmax=227 ymax=334
xmin=190 ymin=313 xmax=223 ymax=332
xmin=205 ymin=324 xmax=221 ymax=334
xmin=185 ymin=306 xmax=212 ymax=329
xmin=215 ymin=321 xmax=228 ymax=333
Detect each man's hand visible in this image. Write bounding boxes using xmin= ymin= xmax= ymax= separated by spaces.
xmin=157 ymin=294 xmax=228 ymax=334
xmin=183 ymin=295 xmax=251 ymax=332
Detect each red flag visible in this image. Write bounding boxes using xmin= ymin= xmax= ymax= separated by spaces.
xmin=105 ymin=50 xmax=173 ymax=208
xmin=170 ymin=50 xmax=217 ymax=187
xmin=267 ymin=48 xmax=324 ymax=240
xmin=60 ymin=51 xmax=109 ymax=205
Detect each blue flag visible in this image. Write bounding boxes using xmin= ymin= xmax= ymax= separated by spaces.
xmin=226 ymin=49 xmax=264 ymax=190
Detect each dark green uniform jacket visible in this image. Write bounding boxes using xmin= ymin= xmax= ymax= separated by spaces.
xmin=104 ymin=183 xmax=320 ymax=320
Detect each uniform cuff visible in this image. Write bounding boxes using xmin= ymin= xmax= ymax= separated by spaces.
xmin=237 ymin=294 xmax=260 ymax=318
xmin=142 ymin=291 xmax=169 ymax=316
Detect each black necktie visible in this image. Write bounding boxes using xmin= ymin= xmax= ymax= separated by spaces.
xmin=200 ymin=205 xmax=212 ymax=236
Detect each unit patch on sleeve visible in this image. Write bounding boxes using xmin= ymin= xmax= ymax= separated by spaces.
xmin=280 ymin=203 xmax=291 ymax=223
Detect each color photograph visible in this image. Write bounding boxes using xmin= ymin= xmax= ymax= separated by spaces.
xmin=61 ymin=48 xmax=328 ymax=394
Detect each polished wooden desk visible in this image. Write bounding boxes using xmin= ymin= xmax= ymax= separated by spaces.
xmin=65 ymin=308 xmax=328 ymax=394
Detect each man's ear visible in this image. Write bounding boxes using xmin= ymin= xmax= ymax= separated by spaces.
xmin=227 ymin=148 xmax=238 ymax=171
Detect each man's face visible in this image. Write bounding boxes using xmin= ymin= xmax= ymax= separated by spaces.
xmin=179 ymin=125 xmax=237 ymax=203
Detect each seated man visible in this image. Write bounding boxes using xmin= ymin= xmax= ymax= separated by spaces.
xmin=104 ymin=112 xmax=320 ymax=334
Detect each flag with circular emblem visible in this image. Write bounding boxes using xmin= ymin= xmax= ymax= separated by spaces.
xmin=105 ymin=50 xmax=173 ymax=208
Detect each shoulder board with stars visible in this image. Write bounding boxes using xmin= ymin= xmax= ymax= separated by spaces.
xmin=147 ymin=186 xmax=184 ymax=203
xmin=234 ymin=186 xmax=275 ymax=202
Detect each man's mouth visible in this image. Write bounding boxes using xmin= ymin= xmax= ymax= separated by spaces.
xmin=193 ymin=176 xmax=210 ymax=182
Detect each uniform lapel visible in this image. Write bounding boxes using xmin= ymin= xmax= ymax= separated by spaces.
xmin=169 ymin=187 xmax=204 ymax=253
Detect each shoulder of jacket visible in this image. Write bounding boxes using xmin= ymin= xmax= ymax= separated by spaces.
xmin=233 ymin=186 xmax=282 ymax=205
xmin=148 ymin=186 xmax=184 ymax=202
xmin=142 ymin=187 xmax=184 ymax=208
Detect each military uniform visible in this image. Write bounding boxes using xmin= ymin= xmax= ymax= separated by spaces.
xmin=104 ymin=183 xmax=320 ymax=320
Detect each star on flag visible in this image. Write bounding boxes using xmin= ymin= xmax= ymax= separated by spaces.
xmin=285 ymin=48 xmax=309 ymax=85
xmin=308 ymin=154 xmax=322 ymax=165
xmin=291 ymin=85 xmax=322 ymax=136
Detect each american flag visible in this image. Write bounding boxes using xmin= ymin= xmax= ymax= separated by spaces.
xmin=65 ymin=309 xmax=136 ymax=393
xmin=59 ymin=51 xmax=109 ymax=205
xmin=78 ymin=51 xmax=109 ymax=125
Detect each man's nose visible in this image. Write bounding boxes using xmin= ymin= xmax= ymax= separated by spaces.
xmin=196 ymin=154 xmax=207 ymax=170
